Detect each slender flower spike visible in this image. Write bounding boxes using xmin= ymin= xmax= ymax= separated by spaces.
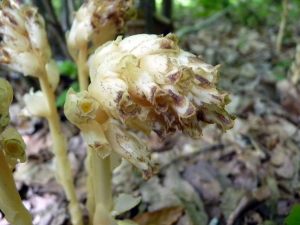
xmin=0 ymin=0 xmax=52 ymax=77
xmin=66 ymin=0 xmax=135 ymax=61
xmin=89 ymin=33 xmax=235 ymax=141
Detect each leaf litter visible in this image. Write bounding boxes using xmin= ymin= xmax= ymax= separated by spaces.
xmin=1 ymin=12 xmax=300 ymax=225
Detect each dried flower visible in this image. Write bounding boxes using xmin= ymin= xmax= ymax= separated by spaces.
xmin=0 ymin=0 xmax=51 ymax=77
xmin=89 ymin=33 xmax=235 ymax=141
xmin=67 ymin=0 xmax=135 ymax=60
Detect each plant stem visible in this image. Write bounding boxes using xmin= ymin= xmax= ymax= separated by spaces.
xmin=0 ymin=147 xmax=32 ymax=225
xmin=86 ymin=148 xmax=95 ymax=225
xmin=39 ymin=74 xmax=83 ymax=225
xmin=77 ymin=43 xmax=113 ymax=223
xmin=78 ymin=45 xmax=89 ymax=91
xmin=91 ymin=152 xmax=112 ymax=212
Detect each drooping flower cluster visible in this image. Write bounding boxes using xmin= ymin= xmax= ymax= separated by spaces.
xmin=65 ymin=33 xmax=235 ymax=179
xmin=0 ymin=0 xmax=58 ymax=86
xmin=88 ymin=33 xmax=235 ymax=140
xmin=67 ymin=0 xmax=135 ymax=61
xmin=0 ymin=0 xmax=59 ymax=117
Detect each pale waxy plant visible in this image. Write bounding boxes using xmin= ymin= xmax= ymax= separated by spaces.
xmin=67 ymin=0 xmax=135 ymax=91
xmin=65 ymin=33 xmax=235 ymax=224
xmin=88 ymin=33 xmax=235 ymax=140
xmin=67 ymin=0 xmax=135 ymax=60
xmin=0 ymin=1 xmax=83 ymax=224
xmin=0 ymin=78 xmax=32 ymax=225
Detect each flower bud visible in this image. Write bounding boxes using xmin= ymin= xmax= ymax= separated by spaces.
xmin=23 ymin=89 xmax=50 ymax=117
xmin=0 ymin=125 xmax=26 ymax=169
xmin=64 ymin=88 xmax=112 ymax=158
xmin=45 ymin=59 xmax=60 ymax=90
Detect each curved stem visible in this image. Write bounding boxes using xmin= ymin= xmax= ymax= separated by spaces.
xmin=0 ymin=147 xmax=32 ymax=225
xmin=39 ymin=74 xmax=83 ymax=225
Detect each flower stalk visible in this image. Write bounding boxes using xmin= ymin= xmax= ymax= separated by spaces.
xmin=65 ymin=33 xmax=234 ymax=224
xmin=66 ymin=1 xmax=136 ymax=223
xmin=0 ymin=78 xmax=32 ymax=225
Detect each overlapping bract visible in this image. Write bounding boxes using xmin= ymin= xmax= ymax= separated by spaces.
xmin=89 ymin=33 xmax=235 ymax=141
xmin=66 ymin=33 xmax=234 ymax=179
xmin=0 ymin=0 xmax=53 ymax=78
xmin=64 ymin=88 xmax=158 ymax=179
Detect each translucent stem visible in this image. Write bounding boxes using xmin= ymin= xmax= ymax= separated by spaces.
xmin=77 ymin=43 xmax=113 ymax=224
xmin=78 ymin=45 xmax=89 ymax=91
xmin=0 ymin=147 xmax=32 ymax=225
xmin=91 ymin=152 xmax=112 ymax=215
xmin=39 ymin=74 xmax=83 ymax=225
xmin=85 ymin=147 xmax=95 ymax=225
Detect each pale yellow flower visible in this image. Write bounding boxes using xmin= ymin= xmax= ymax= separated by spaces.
xmin=0 ymin=125 xmax=26 ymax=169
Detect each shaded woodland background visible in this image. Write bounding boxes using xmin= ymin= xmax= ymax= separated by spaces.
xmin=1 ymin=0 xmax=300 ymax=224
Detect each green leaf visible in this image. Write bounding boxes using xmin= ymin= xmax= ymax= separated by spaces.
xmin=57 ymin=60 xmax=78 ymax=78
xmin=56 ymin=82 xmax=79 ymax=107
xmin=284 ymin=204 xmax=300 ymax=225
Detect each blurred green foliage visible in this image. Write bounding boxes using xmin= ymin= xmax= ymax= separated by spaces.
xmin=284 ymin=204 xmax=300 ymax=225
xmin=273 ymin=58 xmax=292 ymax=81
xmin=157 ymin=0 xmax=299 ymax=28
xmin=57 ymin=60 xmax=78 ymax=79
xmin=56 ymin=60 xmax=79 ymax=107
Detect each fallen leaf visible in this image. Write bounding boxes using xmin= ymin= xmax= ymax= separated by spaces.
xmin=132 ymin=206 xmax=184 ymax=225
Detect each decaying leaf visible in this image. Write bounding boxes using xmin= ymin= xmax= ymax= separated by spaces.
xmin=133 ymin=206 xmax=184 ymax=225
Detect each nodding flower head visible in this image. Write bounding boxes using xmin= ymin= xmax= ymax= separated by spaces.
xmin=65 ymin=33 xmax=234 ymax=179
xmin=66 ymin=0 xmax=135 ymax=61
xmin=88 ymin=33 xmax=235 ymax=141
xmin=0 ymin=0 xmax=51 ymax=77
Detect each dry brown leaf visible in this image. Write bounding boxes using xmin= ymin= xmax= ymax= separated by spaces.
xmin=132 ymin=206 xmax=184 ymax=225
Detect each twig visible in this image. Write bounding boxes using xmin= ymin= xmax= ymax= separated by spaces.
xmin=276 ymin=0 xmax=288 ymax=53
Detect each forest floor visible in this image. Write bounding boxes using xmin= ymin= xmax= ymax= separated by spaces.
xmin=1 ymin=13 xmax=300 ymax=225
